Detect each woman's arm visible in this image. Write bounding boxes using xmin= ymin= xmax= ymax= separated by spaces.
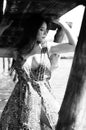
xmin=57 ymin=19 xmax=77 ymax=46
xmin=49 ymin=19 xmax=76 ymax=55
xmin=49 ymin=42 xmax=75 ymax=54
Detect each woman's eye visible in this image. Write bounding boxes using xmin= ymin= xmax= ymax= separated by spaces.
xmin=40 ymin=28 xmax=44 ymax=31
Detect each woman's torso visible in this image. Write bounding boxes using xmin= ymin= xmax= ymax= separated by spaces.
xmin=22 ymin=45 xmax=51 ymax=81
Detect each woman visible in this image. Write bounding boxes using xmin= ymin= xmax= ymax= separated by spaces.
xmin=0 ymin=13 xmax=75 ymax=130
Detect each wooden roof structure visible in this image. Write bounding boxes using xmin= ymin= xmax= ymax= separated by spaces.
xmin=0 ymin=0 xmax=85 ymax=56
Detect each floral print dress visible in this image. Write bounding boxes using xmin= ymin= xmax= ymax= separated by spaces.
xmin=0 ymin=47 xmax=60 ymax=130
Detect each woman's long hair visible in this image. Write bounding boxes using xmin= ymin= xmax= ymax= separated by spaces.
xmin=16 ymin=13 xmax=50 ymax=55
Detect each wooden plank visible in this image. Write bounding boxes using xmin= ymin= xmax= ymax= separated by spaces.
xmin=56 ymin=8 xmax=86 ymax=130
xmin=0 ymin=48 xmax=16 ymax=57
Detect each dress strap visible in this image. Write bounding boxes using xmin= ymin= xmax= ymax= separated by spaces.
xmin=41 ymin=46 xmax=50 ymax=62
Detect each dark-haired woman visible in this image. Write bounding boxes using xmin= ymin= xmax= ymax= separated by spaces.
xmin=0 ymin=14 xmax=75 ymax=130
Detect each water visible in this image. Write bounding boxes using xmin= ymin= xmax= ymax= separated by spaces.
xmin=50 ymin=58 xmax=73 ymax=106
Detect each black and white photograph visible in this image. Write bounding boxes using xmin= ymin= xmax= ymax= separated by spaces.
xmin=0 ymin=0 xmax=85 ymax=130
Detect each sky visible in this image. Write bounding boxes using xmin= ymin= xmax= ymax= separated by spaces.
xmin=46 ymin=5 xmax=85 ymax=42
xmin=60 ymin=5 xmax=85 ymax=37
xmin=3 ymin=0 xmax=7 ymax=14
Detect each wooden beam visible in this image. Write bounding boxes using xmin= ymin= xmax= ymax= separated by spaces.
xmin=56 ymin=7 xmax=86 ymax=130
xmin=0 ymin=48 xmax=16 ymax=57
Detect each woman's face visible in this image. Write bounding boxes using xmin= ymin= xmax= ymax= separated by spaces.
xmin=36 ymin=22 xmax=48 ymax=43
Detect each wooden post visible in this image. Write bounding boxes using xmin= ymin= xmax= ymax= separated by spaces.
xmin=56 ymin=7 xmax=86 ymax=130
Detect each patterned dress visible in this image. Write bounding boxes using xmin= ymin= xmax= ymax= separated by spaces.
xmin=0 ymin=47 xmax=60 ymax=130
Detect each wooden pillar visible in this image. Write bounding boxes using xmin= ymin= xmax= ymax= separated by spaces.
xmin=56 ymin=7 xmax=86 ymax=130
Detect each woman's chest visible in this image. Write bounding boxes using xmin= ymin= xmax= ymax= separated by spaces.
xmin=24 ymin=53 xmax=51 ymax=69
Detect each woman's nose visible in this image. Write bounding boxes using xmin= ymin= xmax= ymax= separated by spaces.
xmin=44 ymin=31 xmax=47 ymax=35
